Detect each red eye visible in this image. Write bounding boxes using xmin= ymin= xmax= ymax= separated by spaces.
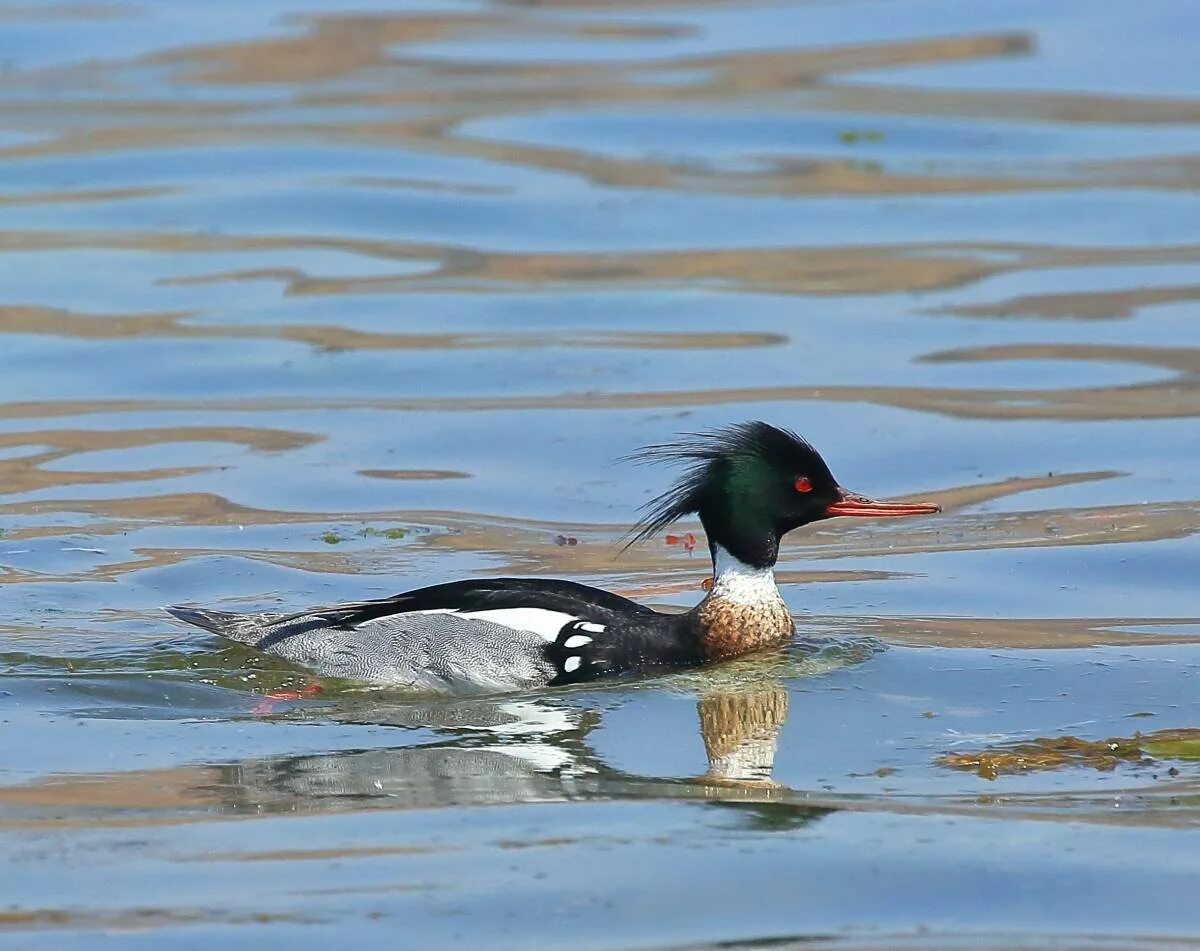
xmin=794 ymin=477 xmax=812 ymax=493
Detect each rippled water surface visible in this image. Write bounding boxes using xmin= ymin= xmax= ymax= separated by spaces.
xmin=3 ymin=0 xmax=1200 ymax=947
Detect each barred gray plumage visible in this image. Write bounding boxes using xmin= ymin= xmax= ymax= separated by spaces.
xmin=168 ymin=606 xmax=557 ymax=694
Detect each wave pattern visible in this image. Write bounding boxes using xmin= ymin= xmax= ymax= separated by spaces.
xmin=2 ymin=0 xmax=1200 ymax=944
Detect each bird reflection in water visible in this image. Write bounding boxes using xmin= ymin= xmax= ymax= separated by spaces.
xmin=220 ymin=677 xmax=824 ymax=828
xmin=698 ymin=683 xmax=788 ymax=787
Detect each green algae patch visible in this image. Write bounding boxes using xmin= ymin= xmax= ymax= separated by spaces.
xmin=358 ymin=526 xmax=409 ymax=540
xmin=1141 ymin=731 xmax=1200 ymax=760
xmin=317 ymin=526 xmax=410 ymax=544
xmin=937 ymin=728 xmax=1200 ymax=780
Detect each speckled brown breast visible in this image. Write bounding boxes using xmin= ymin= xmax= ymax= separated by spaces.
xmin=696 ymin=594 xmax=795 ymax=662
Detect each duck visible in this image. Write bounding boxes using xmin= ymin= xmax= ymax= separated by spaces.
xmin=166 ymin=421 xmax=939 ymax=695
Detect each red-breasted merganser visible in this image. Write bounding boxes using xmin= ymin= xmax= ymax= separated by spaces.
xmin=167 ymin=422 xmax=938 ymax=694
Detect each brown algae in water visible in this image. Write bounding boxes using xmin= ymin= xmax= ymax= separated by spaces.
xmin=938 ymin=728 xmax=1200 ymax=780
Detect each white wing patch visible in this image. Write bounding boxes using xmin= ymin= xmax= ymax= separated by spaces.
xmin=563 ymin=634 xmax=592 ymax=649
xmin=386 ymin=606 xmax=587 ymax=643
xmin=563 ymin=656 xmax=582 ymax=673
xmin=455 ymin=608 xmax=581 ymax=642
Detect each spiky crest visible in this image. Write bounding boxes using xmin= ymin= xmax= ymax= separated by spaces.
xmin=624 ymin=421 xmax=829 ymax=548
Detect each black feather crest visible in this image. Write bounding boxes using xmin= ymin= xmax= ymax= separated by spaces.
xmin=623 ymin=421 xmax=821 ymax=547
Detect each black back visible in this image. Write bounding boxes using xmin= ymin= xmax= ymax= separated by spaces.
xmin=277 ymin=577 xmax=653 ymax=629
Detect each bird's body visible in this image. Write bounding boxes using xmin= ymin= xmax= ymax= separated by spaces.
xmin=168 ymin=422 xmax=938 ymax=695
xmin=167 ymin=559 xmax=784 ymax=694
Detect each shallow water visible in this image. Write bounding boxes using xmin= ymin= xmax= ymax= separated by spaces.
xmin=2 ymin=0 xmax=1200 ymax=946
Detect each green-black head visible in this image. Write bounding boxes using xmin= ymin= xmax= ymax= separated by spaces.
xmin=627 ymin=421 xmax=939 ymax=569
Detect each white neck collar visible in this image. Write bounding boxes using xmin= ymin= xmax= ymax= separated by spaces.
xmin=709 ymin=544 xmax=781 ymax=606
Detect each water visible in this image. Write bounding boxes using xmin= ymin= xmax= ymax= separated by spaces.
xmin=2 ymin=0 xmax=1199 ymax=946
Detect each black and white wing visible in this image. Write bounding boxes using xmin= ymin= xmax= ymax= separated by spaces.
xmin=168 ymin=578 xmax=654 ymax=694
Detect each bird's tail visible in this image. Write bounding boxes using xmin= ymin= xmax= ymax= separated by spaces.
xmin=165 ymin=605 xmax=271 ymax=644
